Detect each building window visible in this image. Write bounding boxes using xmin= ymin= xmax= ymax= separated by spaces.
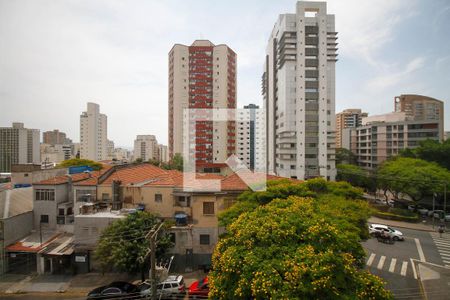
xmin=203 ymin=202 xmax=214 ymax=215
xmin=199 ymin=234 xmax=210 ymax=245
xmin=40 ymin=215 xmax=49 ymax=223
xmin=155 ymin=193 xmax=162 ymax=203
xmin=35 ymin=189 xmax=55 ymax=201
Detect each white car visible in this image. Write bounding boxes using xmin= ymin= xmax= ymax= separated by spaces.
xmin=139 ymin=275 xmax=185 ymax=299
xmin=369 ymin=223 xmax=404 ymax=241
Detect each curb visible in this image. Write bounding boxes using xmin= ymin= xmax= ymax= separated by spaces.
xmin=368 ymin=217 xmax=434 ymax=232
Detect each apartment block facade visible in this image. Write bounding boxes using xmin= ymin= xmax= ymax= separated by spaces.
xmin=158 ymin=144 xmax=169 ymax=163
xmin=133 ymin=135 xmax=159 ymax=161
xmin=262 ymin=1 xmax=337 ymax=180
xmin=352 ymin=112 xmax=442 ymax=170
xmin=168 ymin=40 xmax=236 ymax=168
xmin=336 ymin=109 xmax=368 ymax=149
xmin=80 ymin=103 xmax=108 ymax=161
xmin=43 ymin=129 xmax=71 ymax=145
xmin=394 ymin=94 xmax=444 ymax=141
xmin=236 ymin=104 xmax=266 ymax=171
xmin=0 ymin=123 xmax=40 ymax=172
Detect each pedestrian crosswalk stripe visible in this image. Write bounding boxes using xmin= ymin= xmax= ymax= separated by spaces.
xmin=400 ymin=261 xmax=408 ymax=276
xmin=389 ymin=258 xmax=396 ymax=273
xmin=366 ymin=253 xmax=376 ymax=267
xmin=377 ymin=256 xmax=386 ymax=270
xmin=438 ymin=249 xmax=450 ymax=255
xmin=433 ymin=242 xmax=450 ymax=248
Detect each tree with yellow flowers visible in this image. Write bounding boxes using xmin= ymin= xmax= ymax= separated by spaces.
xmin=210 ymin=179 xmax=392 ymax=299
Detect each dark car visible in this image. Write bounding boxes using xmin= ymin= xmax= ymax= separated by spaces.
xmin=87 ymin=281 xmax=139 ymax=299
xmin=188 ymin=277 xmax=209 ymax=298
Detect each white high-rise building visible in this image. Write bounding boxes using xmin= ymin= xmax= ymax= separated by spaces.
xmin=80 ymin=102 xmax=108 ymax=161
xmin=0 ymin=122 xmax=40 ymax=172
xmin=158 ymin=144 xmax=169 ymax=163
xmin=262 ymin=1 xmax=337 ymax=180
xmin=236 ymin=104 xmax=266 ymax=171
xmin=134 ymin=135 xmax=158 ymax=162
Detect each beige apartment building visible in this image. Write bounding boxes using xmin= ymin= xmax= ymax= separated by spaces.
xmin=43 ymin=129 xmax=71 ymax=145
xmin=80 ymin=102 xmax=108 ymax=161
xmin=335 ymin=109 xmax=368 ymax=149
xmin=168 ymin=40 xmax=237 ymax=168
xmin=0 ymin=123 xmax=40 ymax=172
xmin=394 ymin=94 xmax=444 ymax=141
xmin=133 ymin=135 xmax=159 ymax=162
xmin=351 ymin=112 xmax=442 ymax=170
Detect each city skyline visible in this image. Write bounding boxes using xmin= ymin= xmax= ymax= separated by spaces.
xmin=1 ymin=0 xmax=449 ymax=147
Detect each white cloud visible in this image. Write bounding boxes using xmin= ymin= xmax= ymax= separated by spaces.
xmin=365 ymin=56 xmax=425 ymax=91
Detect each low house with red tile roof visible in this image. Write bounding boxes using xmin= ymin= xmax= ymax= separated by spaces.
xmin=16 ymin=162 xmax=291 ymax=273
xmin=70 ymin=163 xmax=282 ymax=272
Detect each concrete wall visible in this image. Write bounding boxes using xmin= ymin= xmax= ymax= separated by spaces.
xmin=74 ymin=214 xmax=124 ymax=247
xmin=12 ymin=168 xmax=67 ymax=186
xmin=3 ymin=211 xmax=33 ymax=246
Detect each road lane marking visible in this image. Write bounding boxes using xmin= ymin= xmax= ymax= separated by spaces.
xmin=415 ymin=238 xmax=426 ymax=262
xmin=401 ymin=261 xmax=408 ymax=276
xmin=366 ymin=253 xmax=376 ymax=267
xmin=377 ymin=256 xmax=386 ymax=270
xmin=410 ymin=259 xmax=418 ymax=280
xmin=389 ymin=258 xmax=396 ymax=273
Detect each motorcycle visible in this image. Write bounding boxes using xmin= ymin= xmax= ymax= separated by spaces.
xmin=373 ymin=231 xmax=395 ymax=244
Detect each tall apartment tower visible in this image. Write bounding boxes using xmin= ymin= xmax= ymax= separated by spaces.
xmin=336 ymin=109 xmax=368 ymax=149
xmin=158 ymin=144 xmax=169 ymax=163
xmin=394 ymin=94 xmax=444 ymax=141
xmin=168 ymin=40 xmax=237 ymax=168
xmin=236 ymin=104 xmax=265 ymax=171
xmin=262 ymin=1 xmax=338 ymax=180
xmin=133 ymin=135 xmax=159 ymax=161
xmin=0 ymin=122 xmax=40 ymax=172
xmin=79 ymin=102 xmax=108 ymax=161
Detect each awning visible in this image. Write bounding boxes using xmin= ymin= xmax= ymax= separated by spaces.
xmin=39 ymin=233 xmax=74 ymax=256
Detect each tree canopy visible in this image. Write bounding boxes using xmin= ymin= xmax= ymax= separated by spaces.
xmin=211 ymin=179 xmax=391 ymax=299
xmin=377 ymin=157 xmax=450 ymax=203
xmin=161 ymin=153 xmax=183 ymax=171
xmin=94 ymin=212 xmax=173 ymax=279
xmin=336 ymin=164 xmax=376 ymax=192
xmin=400 ymin=139 xmax=450 ymax=171
xmin=335 ymin=147 xmax=357 ymax=165
xmin=58 ymin=158 xmax=103 ymax=170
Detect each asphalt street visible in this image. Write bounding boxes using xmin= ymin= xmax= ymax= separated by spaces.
xmin=362 ymin=225 xmax=448 ymax=299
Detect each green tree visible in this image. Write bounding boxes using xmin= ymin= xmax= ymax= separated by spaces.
xmin=335 ymin=148 xmax=357 ymax=165
xmin=161 ymin=153 xmax=184 ymax=171
xmin=211 ymin=195 xmax=391 ymax=299
xmin=95 ymin=212 xmax=173 ymax=280
xmin=134 ymin=158 xmax=143 ymax=164
xmin=400 ymin=139 xmax=450 ymax=170
xmin=377 ymin=157 xmax=450 ymax=203
xmin=336 ymin=164 xmax=376 ymax=192
xmin=58 ymin=158 xmax=103 ymax=170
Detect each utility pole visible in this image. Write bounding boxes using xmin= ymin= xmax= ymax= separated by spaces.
xmin=140 ymin=222 xmax=164 ymax=300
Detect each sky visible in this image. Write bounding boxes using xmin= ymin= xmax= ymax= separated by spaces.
xmin=1 ymin=0 xmax=449 ymax=148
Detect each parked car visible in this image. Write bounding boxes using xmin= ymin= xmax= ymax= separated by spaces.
xmin=188 ymin=277 xmax=209 ymax=298
xmin=417 ymin=207 xmax=429 ymax=216
xmin=375 ymin=199 xmax=394 ymax=206
xmin=87 ymin=281 xmax=138 ymax=299
xmin=139 ymin=275 xmax=185 ymax=299
xmin=369 ymin=224 xmax=404 ymax=241
xmin=433 ymin=210 xmax=445 ymax=219
xmin=445 ymin=214 xmax=450 ymax=222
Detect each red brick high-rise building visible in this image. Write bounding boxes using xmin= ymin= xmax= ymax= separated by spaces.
xmin=168 ymin=40 xmax=236 ymax=169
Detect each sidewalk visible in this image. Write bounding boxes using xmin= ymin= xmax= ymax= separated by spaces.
xmin=369 ymin=216 xmax=434 ymax=232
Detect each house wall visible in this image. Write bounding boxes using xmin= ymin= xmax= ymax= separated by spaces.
xmin=33 ymin=184 xmax=68 ymax=230
xmin=2 ymin=211 xmax=33 ymax=246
